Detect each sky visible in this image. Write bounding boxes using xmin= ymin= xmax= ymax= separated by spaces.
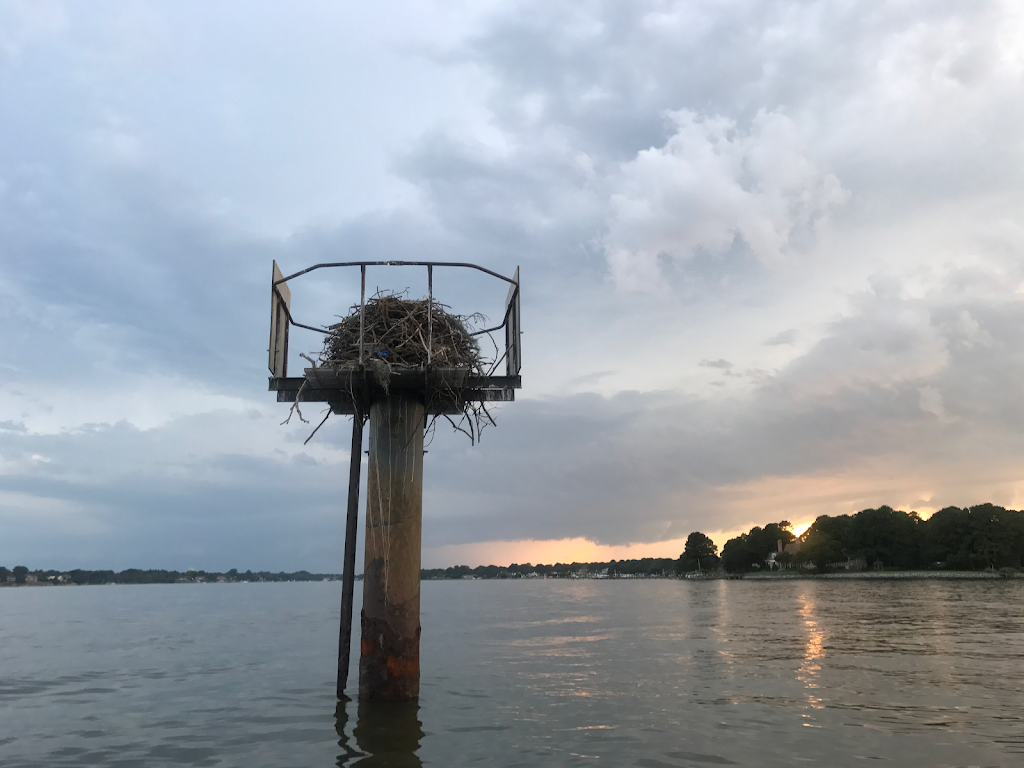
xmin=3 ymin=0 xmax=1024 ymax=571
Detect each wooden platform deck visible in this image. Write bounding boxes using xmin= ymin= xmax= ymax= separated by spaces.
xmin=269 ymin=367 xmax=520 ymax=415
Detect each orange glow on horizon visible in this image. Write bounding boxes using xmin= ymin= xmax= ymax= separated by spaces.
xmin=421 ymin=536 xmax=694 ymax=570
xmin=421 ymin=459 xmax=1024 ymax=570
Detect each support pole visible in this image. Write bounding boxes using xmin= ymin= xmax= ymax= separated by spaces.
xmin=359 ymin=395 xmax=425 ymax=701
xmin=359 ymin=265 xmax=366 ymax=364
xmin=427 ymin=265 xmax=433 ymax=367
xmin=338 ymin=410 xmax=364 ymax=699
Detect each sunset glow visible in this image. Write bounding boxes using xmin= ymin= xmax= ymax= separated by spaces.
xmin=792 ymin=523 xmax=812 ymax=538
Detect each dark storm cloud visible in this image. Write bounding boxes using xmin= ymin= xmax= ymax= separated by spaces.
xmin=0 ymin=413 xmax=348 ymax=571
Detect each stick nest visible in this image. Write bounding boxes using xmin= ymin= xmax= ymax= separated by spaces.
xmin=293 ymin=292 xmax=495 ymax=445
xmin=318 ymin=292 xmax=484 ymax=372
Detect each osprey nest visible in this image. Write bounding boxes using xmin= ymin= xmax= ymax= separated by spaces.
xmin=288 ymin=293 xmax=495 ymax=444
xmin=319 ymin=293 xmax=484 ymax=372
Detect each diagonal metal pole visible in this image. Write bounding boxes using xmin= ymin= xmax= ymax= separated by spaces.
xmin=337 ymin=409 xmax=364 ymax=699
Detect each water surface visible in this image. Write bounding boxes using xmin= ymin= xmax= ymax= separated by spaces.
xmin=1 ymin=579 xmax=1022 ymax=766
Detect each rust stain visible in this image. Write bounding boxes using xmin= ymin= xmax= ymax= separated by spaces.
xmin=360 ymin=610 xmax=422 ymax=700
xmin=386 ymin=654 xmax=419 ymax=679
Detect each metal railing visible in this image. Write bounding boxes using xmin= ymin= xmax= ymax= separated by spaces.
xmin=270 ymin=261 xmax=520 ymax=378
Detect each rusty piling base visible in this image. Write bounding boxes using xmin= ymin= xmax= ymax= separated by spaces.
xmin=358 ymin=395 xmax=425 ymax=702
xmin=359 ymin=611 xmax=421 ymax=701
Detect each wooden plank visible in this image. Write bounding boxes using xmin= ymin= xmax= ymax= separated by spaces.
xmin=268 ymin=261 xmax=292 ymax=377
xmin=269 ymin=372 xmax=520 ymax=392
xmin=269 ymin=368 xmax=518 ymax=414
xmin=505 ymin=267 xmax=521 ymax=376
xmin=275 ymin=386 xmax=513 ymax=414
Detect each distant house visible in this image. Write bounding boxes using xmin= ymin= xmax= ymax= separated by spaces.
xmin=25 ymin=574 xmax=37 ymax=584
xmin=766 ymin=539 xmax=802 ymax=570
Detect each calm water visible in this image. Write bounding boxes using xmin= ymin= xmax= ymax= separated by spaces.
xmin=1 ymin=579 xmax=1023 ymax=767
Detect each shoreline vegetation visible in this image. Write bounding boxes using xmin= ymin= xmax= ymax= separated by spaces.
xmin=0 ymin=565 xmax=1017 ymax=586
xmin=679 ymin=502 xmax=1024 ymax=579
xmin=5 ymin=503 xmax=1023 ymax=586
xmin=0 ymin=567 xmax=339 ymax=587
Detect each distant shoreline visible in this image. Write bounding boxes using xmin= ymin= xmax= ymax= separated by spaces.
xmin=4 ymin=570 xmax=1020 ymax=587
xmin=0 ymin=569 xmax=340 ymax=587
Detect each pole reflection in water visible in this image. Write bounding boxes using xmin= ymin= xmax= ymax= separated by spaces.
xmin=335 ymin=699 xmax=424 ymax=767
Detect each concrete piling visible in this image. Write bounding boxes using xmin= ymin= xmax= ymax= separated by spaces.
xmin=359 ymin=395 xmax=425 ymax=701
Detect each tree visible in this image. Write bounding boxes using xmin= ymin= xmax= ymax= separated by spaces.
xmin=922 ymin=504 xmax=1024 ymax=569
xmin=847 ymin=506 xmax=922 ymax=569
xmin=12 ymin=566 xmax=29 ymax=584
xmin=721 ymin=521 xmax=797 ymax=572
xmin=965 ymin=503 xmax=1024 ymax=569
xmin=676 ymin=532 xmax=719 ymax=573
xmin=796 ymin=515 xmax=852 ymax=571
xmin=922 ymin=506 xmax=971 ymax=567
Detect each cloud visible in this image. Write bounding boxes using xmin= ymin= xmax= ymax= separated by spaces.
xmin=0 ymin=0 xmax=67 ymax=59
xmin=764 ymin=330 xmax=796 ymax=346
xmin=420 ymin=266 xmax=1024 ymax=547
xmin=0 ymin=407 xmax=353 ymax=570
xmin=604 ymin=110 xmax=847 ymax=290
xmin=3 ymin=0 xmax=1024 ymax=569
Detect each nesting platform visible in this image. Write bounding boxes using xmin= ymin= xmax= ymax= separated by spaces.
xmin=267 ymin=259 xmax=521 ymax=702
xmin=269 ymin=368 xmax=520 ymax=415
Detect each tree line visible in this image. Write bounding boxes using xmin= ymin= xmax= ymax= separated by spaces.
xmin=421 ymin=558 xmax=677 ymax=579
xmin=13 ymin=503 xmax=1018 ymax=585
xmin=676 ymin=503 xmax=1024 ymax=574
xmin=0 ymin=561 xmax=679 ymax=585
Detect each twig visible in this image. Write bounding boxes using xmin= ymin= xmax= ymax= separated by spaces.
xmin=444 ymin=413 xmax=475 ymax=446
xmin=281 ymin=380 xmax=310 ymax=425
xmin=304 ymin=410 xmax=331 ymax=444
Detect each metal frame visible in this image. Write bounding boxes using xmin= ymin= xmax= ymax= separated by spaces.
xmin=268 ymin=260 xmax=522 ymax=413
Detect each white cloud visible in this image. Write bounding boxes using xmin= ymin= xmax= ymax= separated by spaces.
xmin=0 ymin=0 xmax=67 ymax=59
xmin=0 ymin=375 xmax=254 ymax=434
xmin=604 ymin=109 xmax=847 ymax=290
